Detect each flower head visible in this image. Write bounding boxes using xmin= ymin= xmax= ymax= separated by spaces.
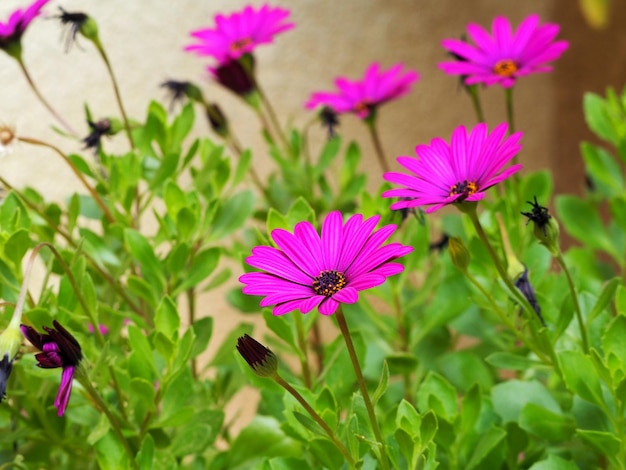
xmin=514 ymin=267 xmax=544 ymax=324
xmin=439 ymin=14 xmax=569 ymax=88
xmin=306 ymin=63 xmax=419 ymax=120
xmin=210 ymin=58 xmax=256 ymax=97
xmin=0 ymin=0 xmax=50 ymax=54
xmin=21 ymin=320 xmax=82 ymax=416
xmin=521 ymin=196 xmax=560 ymax=255
xmin=82 ymin=118 xmax=122 ymax=153
xmin=236 ymin=334 xmax=278 ymax=377
xmin=383 ymin=123 xmax=523 ymax=213
xmin=185 ymin=4 xmax=294 ymax=63
xmin=240 ymin=211 xmax=413 ymax=316
xmin=0 ymin=123 xmax=17 ymax=157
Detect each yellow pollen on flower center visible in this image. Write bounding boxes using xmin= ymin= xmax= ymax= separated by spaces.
xmin=230 ymin=38 xmax=253 ymax=52
xmin=450 ymin=180 xmax=478 ymax=198
xmin=493 ymin=59 xmax=518 ymax=77
xmin=312 ymin=270 xmax=347 ymax=297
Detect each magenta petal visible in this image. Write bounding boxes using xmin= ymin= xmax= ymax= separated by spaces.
xmin=55 ymin=366 xmax=75 ymax=416
xmin=318 ymin=298 xmax=339 ymax=316
xmin=333 ymin=287 xmax=358 ymax=304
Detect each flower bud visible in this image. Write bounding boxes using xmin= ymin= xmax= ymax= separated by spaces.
xmin=0 ymin=320 xmax=23 ymax=402
xmin=448 ymin=236 xmax=470 ymax=272
xmin=236 ymin=334 xmax=278 ymax=378
xmin=205 ymin=103 xmax=229 ymax=138
xmin=521 ymin=197 xmax=560 ymax=256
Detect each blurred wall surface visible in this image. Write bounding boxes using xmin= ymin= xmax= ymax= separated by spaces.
xmin=1 ymin=0 xmax=625 ymax=198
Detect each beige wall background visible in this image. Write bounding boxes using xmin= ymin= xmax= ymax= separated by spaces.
xmin=1 ymin=0 xmax=625 ymax=428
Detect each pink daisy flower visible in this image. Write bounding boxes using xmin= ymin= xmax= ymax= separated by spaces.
xmin=383 ymin=123 xmax=523 ymax=213
xmin=0 ymin=0 xmax=50 ymax=50
xmin=240 ymin=211 xmax=413 ymax=316
xmin=185 ymin=4 xmax=294 ymax=63
xmin=305 ymin=63 xmax=419 ymax=119
xmin=439 ymin=14 xmax=569 ymax=88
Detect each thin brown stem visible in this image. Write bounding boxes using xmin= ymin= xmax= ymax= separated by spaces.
xmin=555 ymin=253 xmax=589 ymax=353
xmin=16 ymin=58 xmax=77 ymax=136
xmin=17 ymin=137 xmax=115 ymax=223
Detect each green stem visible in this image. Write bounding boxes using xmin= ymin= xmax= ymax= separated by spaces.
xmin=16 ymin=58 xmax=77 ymax=136
xmin=335 ymin=307 xmax=390 ymax=469
xmin=273 ymin=374 xmax=356 ymax=467
xmin=468 ymin=85 xmax=485 ymax=123
xmin=465 ymin=270 xmax=551 ymax=364
xmin=293 ymin=314 xmax=312 ymax=389
xmin=78 ymin=371 xmax=138 ymax=469
xmin=555 ymin=253 xmax=589 ymax=353
xmin=256 ymin=84 xmax=290 ymax=154
xmin=93 ymin=40 xmax=134 ymax=150
xmin=367 ymin=120 xmax=391 ymax=174
xmin=465 ymin=206 xmax=537 ymax=319
xmin=505 ymin=87 xmax=515 ymax=135
xmin=187 ymin=287 xmax=197 ymax=378
xmin=17 ymin=137 xmax=115 ymax=223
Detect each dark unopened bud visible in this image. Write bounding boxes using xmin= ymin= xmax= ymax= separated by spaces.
xmin=236 ymin=334 xmax=277 ymax=377
xmin=514 ymin=267 xmax=545 ymax=326
xmin=448 ymin=236 xmax=470 ymax=272
xmin=205 ymin=103 xmax=229 ymax=138
xmin=521 ymin=196 xmax=560 ymax=256
xmin=0 ymin=320 xmax=23 ymax=402
xmin=212 ymin=59 xmax=256 ymax=97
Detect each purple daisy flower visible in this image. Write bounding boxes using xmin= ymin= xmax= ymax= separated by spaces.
xmin=439 ymin=14 xmax=569 ymax=88
xmin=0 ymin=0 xmax=50 ymax=51
xmin=21 ymin=320 xmax=83 ymax=416
xmin=185 ymin=4 xmax=294 ymax=63
xmin=240 ymin=211 xmax=413 ymax=316
xmin=383 ymin=123 xmax=523 ymax=213
xmin=305 ymin=63 xmax=419 ymax=119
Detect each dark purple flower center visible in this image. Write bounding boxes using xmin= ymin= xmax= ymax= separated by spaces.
xmin=449 ymin=180 xmax=478 ymax=199
xmin=493 ymin=59 xmax=518 ymax=77
xmin=313 ymin=270 xmax=347 ymax=296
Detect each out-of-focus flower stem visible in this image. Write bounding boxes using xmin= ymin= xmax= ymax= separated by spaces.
xmin=468 ymin=85 xmax=485 ymax=123
xmin=91 ymin=39 xmax=134 ymax=150
xmin=17 ymin=136 xmax=115 ymax=223
xmin=505 ymin=88 xmax=516 ymax=135
xmin=256 ymin=84 xmax=290 ymax=154
xmin=367 ymin=120 xmax=390 ymax=174
xmin=78 ymin=371 xmax=138 ymax=470
xmin=555 ymin=253 xmax=589 ymax=353
xmin=292 ymin=313 xmax=312 ymax=389
xmin=335 ymin=307 xmax=390 ymax=470
xmin=16 ymin=58 xmax=77 ymax=136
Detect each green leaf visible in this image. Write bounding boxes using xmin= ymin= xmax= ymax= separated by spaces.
xmin=396 ymin=399 xmax=422 ymax=438
xmin=308 ymin=438 xmax=344 ymax=470
xmin=155 ymin=296 xmax=180 ymax=341
xmin=491 ymin=380 xmax=561 ymax=423
xmin=4 ymin=229 xmax=31 ymax=268
xmin=528 ymin=454 xmax=579 ymax=470
xmin=171 ymin=423 xmax=213 ymax=457
xmin=556 ymin=195 xmax=619 ymax=259
xmin=231 ymin=149 xmax=252 ymax=187
xmin=124 ymin=229 xmax=165 ymax=292
xmin=286 ymin=197 xmax=316 ymax=227
xmin=465 ymin=425 xmax=507 ymax=470
xmin=459 ymin=384 xmax=481 ymax=436
xmin=371 ymin=360 xmax=389 ymax=406
xmin=584 ymin=92 xmax=620 ymax=145
xmin=191 ymin=317 xmax=213 ymax=358
xmin=210 ymin=191 xmax=255 ymax=240
xmin=602 ymin=314 xmax=626 ymax=375
xmin=485 ymin=352 xmax=542 ymax=371
xmin=314 ymin=136 xmax=341 ymax=178
xmin=267 ymin=208 xmax=290 ymax=234
xmin=581 ymin=142 xmax=624 ymax=197
xmin=576 ymin=429 xmax=621 ymax=465
xmin=87 ymin=413 xmax=111 ymax=445
xmin=128 ymin=325 xmax=157 ymax=376
xmin=588 ymin=277 xmax=621 ymax=324
xmin=173 ymin=247 xmax=220 ymax=294
xmin=94 ymin=432 xmax=127 ymax=470
xmin=519 ymin=403 xmax=575 ymax=442
xmin=416 ymin=372 xmax=458 ymax=422
xmin=558 ymin=350 xmax=605 ymax=406
xmin=136 ymin=434 xmax=155 ymax=470
xmin=210 ymin=323 xmax=253 ymax=367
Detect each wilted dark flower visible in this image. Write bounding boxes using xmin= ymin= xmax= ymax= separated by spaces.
xmin=205 ymin=103 xmax=229 ymax=137
xmin=21 ymin=320 xmax=83 ymax=416
xmin=55 ymin=7 xmax=88 ymax=51
xmin=0 ymin=354 xmax=13 ymax=402
xmin=514 ymin=267 xmax=544 ymax=326
xmin=82 ymin=119 xmax=111 ymax=152
xmin=161 ymin=80 xmax=204 ymax=108
xmin=236 ymin=334 xmax=278 ymax=377
xmin=319 ymin=107 xmax=339 ymax=139
xmin=429 ymin=233 xmax=450 ymax=253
